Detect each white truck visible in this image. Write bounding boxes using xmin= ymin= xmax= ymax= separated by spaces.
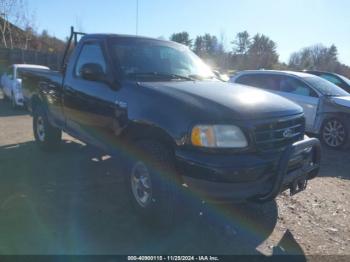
xmin=1 ymin=64 xmax=49 ymax=108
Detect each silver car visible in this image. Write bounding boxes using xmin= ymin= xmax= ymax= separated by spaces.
xmin=230 ymin=70 xmax=350 ymax=149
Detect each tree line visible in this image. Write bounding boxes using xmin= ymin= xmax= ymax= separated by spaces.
xmin=0 ymin=0 xmax=349 ymax=77
xmin=170 ymin=31 xmax=350 ymax=77
xmin=0 ymin=0 xmax=65 ymax=53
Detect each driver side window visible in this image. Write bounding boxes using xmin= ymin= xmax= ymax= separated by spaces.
xmin=280 ymin=77 xmax=318 ymax=97
xmin=319 ymin=74 xmax=343 ymax=87
xmin=75 ymin=43 xmax=107 ymax=78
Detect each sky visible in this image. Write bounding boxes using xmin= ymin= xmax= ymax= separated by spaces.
xmin=27 ymin=0 xmax=350 ymax=64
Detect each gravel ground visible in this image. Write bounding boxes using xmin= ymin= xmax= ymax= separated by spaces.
xmin=0 ymin=90 xmax=349 ymax=258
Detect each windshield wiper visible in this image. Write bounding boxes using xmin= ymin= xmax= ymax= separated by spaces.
xmin=127 ymin=72 xmax=195 ymax=81
xmin=188 ymin=74 xmax=216 ymax=80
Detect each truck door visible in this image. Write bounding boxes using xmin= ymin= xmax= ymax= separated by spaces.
xmin=62 ymin=40 xmax=124 ymax=150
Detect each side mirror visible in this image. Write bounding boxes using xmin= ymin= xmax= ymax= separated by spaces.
xmin=80 ymin=63 xmax=106 ymax=82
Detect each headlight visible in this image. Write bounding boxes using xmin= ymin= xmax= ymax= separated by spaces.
xmin=191 ymin=125 xmax=248 ymax=148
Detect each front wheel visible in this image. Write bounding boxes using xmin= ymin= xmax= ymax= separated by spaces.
xmin=321 ymin=118 xmax=349 ymax=149
xmin=33 ymin=105 xmax=62 ymax=151
xmin=125 ymin=140 xmax=180 ymax=227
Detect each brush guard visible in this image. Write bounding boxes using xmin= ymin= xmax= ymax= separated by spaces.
xmin=255 ymin=137 xmax=321 ymax=202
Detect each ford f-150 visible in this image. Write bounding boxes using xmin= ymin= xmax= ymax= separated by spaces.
xmin=21 ymin=28 xmax=321 ymax=225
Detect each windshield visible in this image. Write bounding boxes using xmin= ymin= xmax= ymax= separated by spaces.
xmin=303 ymin=76 xmax=349 ymax=96
xmin=110 ymin=38 xmax=215 ymax=81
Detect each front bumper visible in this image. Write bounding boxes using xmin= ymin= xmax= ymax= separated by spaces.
xmin=176 ymin=137 xmax=321 ymax=203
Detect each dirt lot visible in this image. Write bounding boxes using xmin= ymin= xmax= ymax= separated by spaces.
xmin=0 ymin=90 xmax=349 ymax=258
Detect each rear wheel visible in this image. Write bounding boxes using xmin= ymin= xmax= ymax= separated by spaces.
xmin=321 ymin=118 xmax=349 ymax=149
xmin=124 ymin=140 xmax=180 ymax=227
xmin=33 ymin=105 xmax=62 ymax=151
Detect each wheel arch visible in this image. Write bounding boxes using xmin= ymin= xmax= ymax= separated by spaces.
xmin=30 ymin=95 xmax=44 ymax=113
xmin=321 ymin=112 xmax=350 ymax=126
xmin=123 ymin=123 xmax=177 ymax=153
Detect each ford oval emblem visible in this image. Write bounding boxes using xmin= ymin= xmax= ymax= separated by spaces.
xmin=283 ymin=128 xmax=294 ymax=138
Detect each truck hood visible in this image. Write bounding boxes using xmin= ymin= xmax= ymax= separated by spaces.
xmin=331 ymin=96 xmax=350 ymax=108
xmin=139 ymin=80 xmax=303 ymax=120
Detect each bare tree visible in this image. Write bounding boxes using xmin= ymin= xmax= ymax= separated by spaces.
xmin=289 ymin=44 xmax=339 ymax=71
xmin=0 ymin=0 xmax=16 ymax=48
xmin=0 ymin=0 xmax=30 ymax=49
xmin=16 ymin=0 xmax=36 ymax=49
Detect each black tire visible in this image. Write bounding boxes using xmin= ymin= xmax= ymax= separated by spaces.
xmin=33 ymin=104 xmax=62 ymax=151
xmin=320 ymin=117 xmax=349 ymax=149
xmin=124 ymin=140 xmax=180 ymax=227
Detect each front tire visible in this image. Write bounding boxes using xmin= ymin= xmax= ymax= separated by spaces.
xmin=33 ymin=105 xmax=62 ymax=151
xmin=321 ymin=118 xmax=349 ymax=149
xmin=125 ymin=140 xmax=180 ymax=227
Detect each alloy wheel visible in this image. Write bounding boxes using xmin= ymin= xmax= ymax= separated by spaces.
xmin=131 ymin=161 xmax=153 ymax=208
xmin=322 ymin=119 xmax=346 ymax=148
xmin=36 ymin=116 xmax=46 ymax=142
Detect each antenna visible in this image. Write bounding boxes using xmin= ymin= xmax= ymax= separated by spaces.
xmin=136 ymin=0 xmax=139 ymax=35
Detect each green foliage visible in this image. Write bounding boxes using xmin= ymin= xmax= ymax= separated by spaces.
xmin=229 ymin=32 xmax=278 ymax=70
xmin=188 ymin=30 xmax=350 ymax=78
xmin=193 ymin=34 xmax=219 ymax=57
xmin=170 ymin=32 xmax=192 ymax=47
xmin=232 ymin=31 xmax=251 ymax=54
xmin=246 ymin=34 xmax=279 ymax=69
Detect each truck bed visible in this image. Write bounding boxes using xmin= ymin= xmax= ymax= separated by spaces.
xmin=20 ymin=68 xmax=63 ymax=113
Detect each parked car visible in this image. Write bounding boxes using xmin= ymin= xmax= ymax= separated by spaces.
xmin=304 ymin=70 xmax=350 ymax=93
xmin=21 ymin=29 xmax=321 ymax=225
xmin=231 ymin=70 xmax=350 ymax=149
xmin=1 ymin=64 xmax=49 ymax=108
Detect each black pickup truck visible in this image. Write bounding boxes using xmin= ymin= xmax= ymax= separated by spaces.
xmin=21 ymin=28 xmax=321 ymax=224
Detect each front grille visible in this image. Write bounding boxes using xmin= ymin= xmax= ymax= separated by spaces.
xmin=254 ymin=115 xmax=305 ymax=152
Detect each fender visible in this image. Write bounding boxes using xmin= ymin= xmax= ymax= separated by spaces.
xmin=121 ymin=121 xmax=180 ymax=150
